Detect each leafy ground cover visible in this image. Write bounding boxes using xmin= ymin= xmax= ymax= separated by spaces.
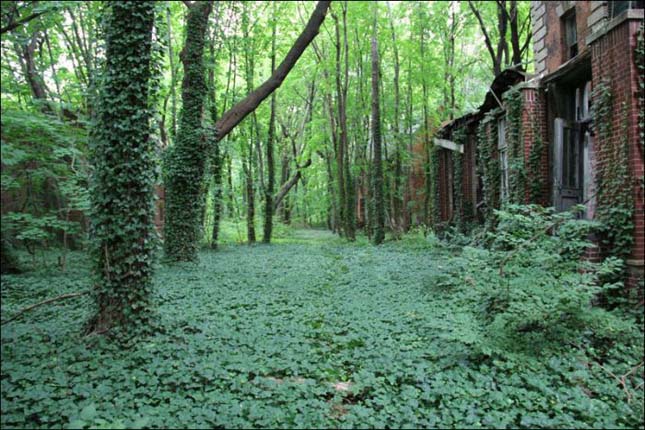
xmin=1 ymin=229 xmax=643 ymax=429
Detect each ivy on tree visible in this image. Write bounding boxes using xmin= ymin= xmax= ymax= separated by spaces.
xmin=163 ymin=1 xmax=213 ymax=262
xmin=88 ymin=1 xmax=156 ymax=334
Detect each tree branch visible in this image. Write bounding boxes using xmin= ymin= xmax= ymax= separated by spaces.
xmin=1 ymin=10 xmax=46 ymax=35
xmin=273 ymin=159 xmax=312 ymax=211
xmin=1 ymin=291 xmax=90 ymax=325
xmin=215 ymin=1 xmax=331 ymax=141
xmin=467 ymin=0 xmax=498 ymax=74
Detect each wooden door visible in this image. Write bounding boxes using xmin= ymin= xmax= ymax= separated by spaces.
xmin=553 ymin=118 xmax=583 ymax=212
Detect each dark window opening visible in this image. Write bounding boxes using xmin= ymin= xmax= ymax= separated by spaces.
xmin=610 ymin=1 xmax=645 ymax=19
xmin=563 ymin=12 xmax=578 ymax=60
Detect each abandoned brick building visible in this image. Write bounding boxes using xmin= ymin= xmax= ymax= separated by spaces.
xmin=433 ymin=0 xmax=644 ymax=285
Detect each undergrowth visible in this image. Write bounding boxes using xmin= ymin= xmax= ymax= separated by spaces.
xmin=1 ymin=215 xmax=643 ymax=428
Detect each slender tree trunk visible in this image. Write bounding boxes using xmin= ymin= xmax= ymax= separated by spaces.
xmin=263 ymin=6 xmax=277 ymax=243
xmin=388 ymin=4 xmax=403 ymax=232
xmin=332 ymin=10 xmax=348 ymax=238
xmin=371 ymin=6 xmax=385 ymax=244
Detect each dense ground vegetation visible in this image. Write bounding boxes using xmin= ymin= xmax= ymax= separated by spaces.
xmin=2 ymin=216 xmax=644 ymax=429
xmin=2 ymin=1 xmax=644 ymax=428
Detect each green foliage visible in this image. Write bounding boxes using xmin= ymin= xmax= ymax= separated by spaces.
xmin=451 ymin=128 xmax=467 ymax=229
xmin=163 ymin=2 xmax=212 ymax=262
xmin=2 ymin=237 xmax=643 ymax=429
xmin=0 ymin=109 xmax=89 ymax=252
xmin=503 ymin=87 xmax=526 ymax=204
xmin=591 ymin=81 xmax=634 ymax=260
xmin=89 ymin=1 xmax=157 ymax=333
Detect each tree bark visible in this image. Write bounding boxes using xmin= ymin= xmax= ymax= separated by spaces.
xmin=163 ymin=1 xmax=213 ymax=261
xmin=371 ymin=7 xmax=385 ymax=245
xmin=263 ymin=6 xmax=277 ymax=243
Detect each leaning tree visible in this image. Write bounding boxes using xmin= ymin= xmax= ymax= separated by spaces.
xmin=164 ymin=1 xmax=332 ymax=262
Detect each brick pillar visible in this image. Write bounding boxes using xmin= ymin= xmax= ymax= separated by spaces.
xmin=520 ymin=84 xmax=549 ymax=205
xmin=590 ymin=19 xmax=644 ymax=288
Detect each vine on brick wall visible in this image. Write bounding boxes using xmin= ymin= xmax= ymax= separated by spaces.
xmin=431 ymin=145 xmax=441 ymax=229
xmin=636 ymin=24 xmax=644 ymax=165
xmin=503 ymin=87 xmax=526 ymax=204
xmin=452 ymin=127 xmax=466 ymax=229
xmin=528 ymin=121 xmax=545 ymax=204
xmin=478 ymin=111 xmax=500 ymax=224
xmin=591 ymin=80 xmax=634 ymax=259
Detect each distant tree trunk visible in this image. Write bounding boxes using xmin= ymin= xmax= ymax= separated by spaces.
xmin=163 ymin=1 xmax=213 ymax=262
xmin=420 ymin=18 xmax=432 ymax=227
xmin=279 ymin=149 xmax=291 ymax=223
xmin=332 ymin=3 xmax=355 ymax=241
xmin=88 ymin=1 xmax=156 ymax=334
xmin=371 ymin=8 xmax=385 ymax=245
xmin=245 ymin=143 xmax=256 ymax=244
xmin=388 ymin=4 xmax=403 ymax=233
xmin=207 ymin=31 xmax=223 ymax=250
xmin=15 ymin=32 xmax=53 ymax=114
xmin=263 ymin=5 xmax=277 ymax=244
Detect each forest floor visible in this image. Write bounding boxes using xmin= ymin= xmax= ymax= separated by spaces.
xmin=1 ymin=230 xmax=643 ymax=428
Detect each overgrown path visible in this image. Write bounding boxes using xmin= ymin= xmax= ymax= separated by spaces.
xmin=1 ymin=234 xmax=642 ymax=428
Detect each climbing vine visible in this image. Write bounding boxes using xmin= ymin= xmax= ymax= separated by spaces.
xmin=503 ymin=87 xmax=526 ymax=204
xmin=430 ymin=145 xmax=441 ymax=229
xmin=89 ymin=1 xmax=157 ymax=333
xmin=451 ymin=127 xmax=466 ymax=229
xmin=478 ymin=111 xmax=500 ymax=224
xmin=591 ymin=80 xmax=634 ymax=259
xmin=163 ymin=2 xmax=213 ymax=262
xmin=636 ymin=24 xmax=644 ymax=162
xmin=527 ymin=120 xmax=545 ymax=204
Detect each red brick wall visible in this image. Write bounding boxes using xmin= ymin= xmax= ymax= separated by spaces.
xmin=520 ymin=86 xmax=549 ymax=205
xmin=437 ymin=149 xmax=450 ymax=223
xmin=544 ymin=1 xmax=593 ymax=74
xmin=590 ymin=19 xmax=644 ymax=287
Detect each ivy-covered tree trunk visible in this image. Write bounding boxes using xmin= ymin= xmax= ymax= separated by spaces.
xmin=88 ymin=1 xmax=156 ymax=333
xmin=371 ymin=11 xmax=385 ymax=245
xmin=163 ymin=2 xmax=212 ymax=261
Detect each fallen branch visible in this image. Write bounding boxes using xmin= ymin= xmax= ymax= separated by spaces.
xmin=596 ymin=361 xmax=644 ymax=404
xmin=1 ymin=291 xmax=90 ymax=325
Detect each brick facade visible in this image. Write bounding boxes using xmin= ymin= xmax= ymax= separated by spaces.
xmin=519 ymin=84 xmax=549 ymax=205
xmin=435 ymin=1 xmax=643 ymax=288
xmin=590 ymin=17 xmax=645 ymax=286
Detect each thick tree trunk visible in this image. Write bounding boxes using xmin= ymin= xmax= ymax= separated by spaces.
xmin=89 ymin=1 xmax=156 ymax=334
xmin=163 ymin=1 xmax=213 ymax=261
